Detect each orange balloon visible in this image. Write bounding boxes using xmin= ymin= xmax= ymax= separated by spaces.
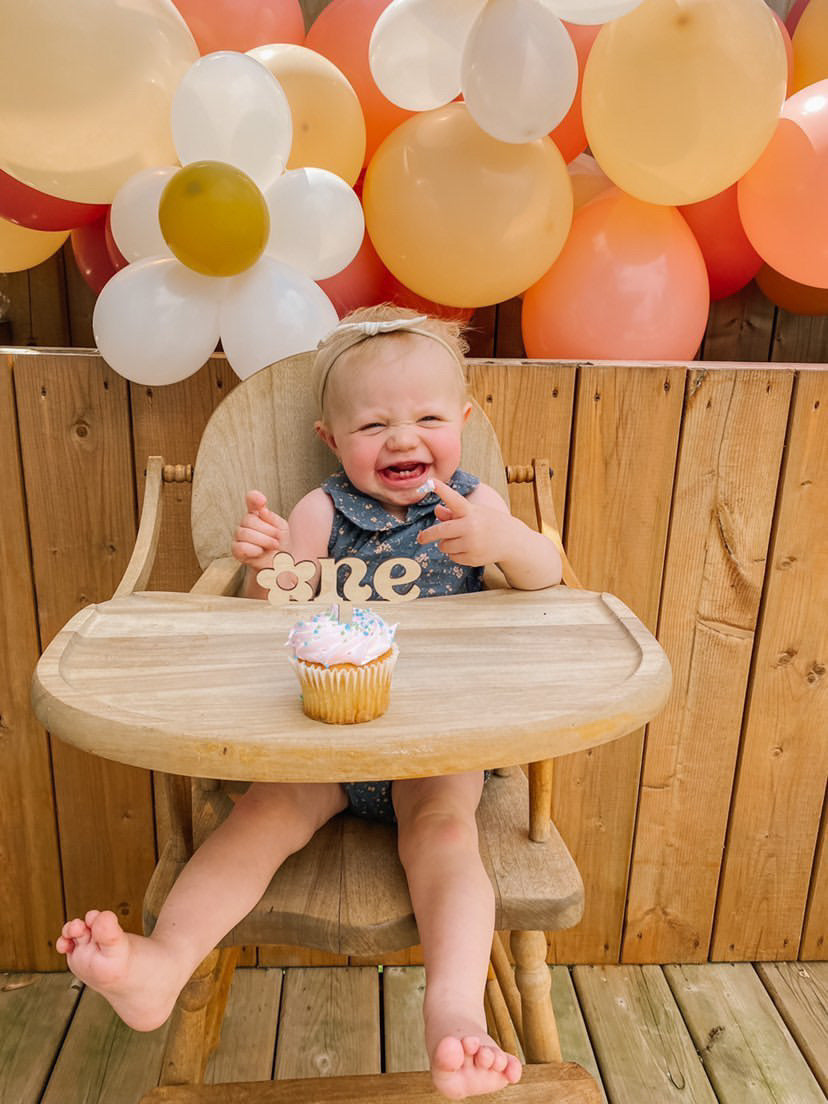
xmin=549 ymin=22 xmax=601 ymax=163
xmin=522 ymin=189 xmax=709 ymax=360
xmin=679 ymin=184 xmax=762 ymax=300
xmin=756 ymin=263 xmax=828 ymax=315
xmin=171 ymin=0 xmax=304 ymax=54
xmin=771 ymin=11 xmax=795 ymax=95
xmin=363 ymin=104 xmax=573 ymax=309
xmin=317 ymin=232 xmax=394 ymax=316
xmin=791 ymin=0 xmax=828 ymax=92
xmin=305 ymin=0 xmax=414 ymax=165
xmin=738 ymin=79 xmax=828 ymax=289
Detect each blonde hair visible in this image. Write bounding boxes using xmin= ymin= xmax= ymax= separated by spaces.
xmin=312 ymin=304 xmax=469 ymax=416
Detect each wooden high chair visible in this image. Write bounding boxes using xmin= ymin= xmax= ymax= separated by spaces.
xmin=33 ymin=351 xmax=671 ymax=1104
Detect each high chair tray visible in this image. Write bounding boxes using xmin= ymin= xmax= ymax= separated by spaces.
xmin=32 ymin=587 xmax=671 ymax=782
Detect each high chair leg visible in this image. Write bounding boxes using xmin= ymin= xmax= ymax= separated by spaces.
xmin=204 ymin=947 xmax=241 ymax=1061
xmin=510 ymin=930 xmax=561 ymax=1063
xmin=160 ymin=949 xmax=223 ymax=1086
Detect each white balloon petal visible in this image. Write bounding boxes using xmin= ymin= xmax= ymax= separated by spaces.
xmin=540 ymin=0 xmax=644 ymax=25
xmin=369 ymin=0 xmax=486 ymax=111
xmin=172 ymin=52 xmax=292 ymax=188
xmin=462 ymin=0 xmax=578 ymax=143
xmin=110 ymin=167 xmax=177 ymax=262
xmin=263 ymin=168 xmax=364 ymax=280
xmin=220 ymin=257 xmax=338 ymax=380
xmin=93 ymin=257 xmax=221 ymax=385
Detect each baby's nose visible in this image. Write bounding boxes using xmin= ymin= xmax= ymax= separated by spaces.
xmin=387 ymin=423 xmax=418 ymax=448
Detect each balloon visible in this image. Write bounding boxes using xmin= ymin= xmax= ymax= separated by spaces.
xmin=0 ymin=216 xmax=68 ymax=273
xmin=521 ymin=189 xmax=710 ymax=360
xmin=0 ymin=0 xmax=197 ymax=203
xmin=110 ymin=168 xmax=177 ymax=263
xmin=317 ymin=233 xmax=396 ymax=317
xmin=219 ymin=257 xmax=338 ymax=379
xmin=388 ymin=277 xmax=475 ymax=322
xmin=171 ymin=52 xmax=292 ymax=188
xmin=544 ymin=0 xmax=644 ymax=24
xmin=679 ymin=184 xmax=762 ymax=300
xmin=170 ymin=0 xmax=304 ymax=54
xmin=104 ymin=211 xmax=129 ymax=273
xmin=0 ymin=169 xmax=106 ymax=232
xmin=248 ymin=45 xmax=366 ymax=186
xmin=568 ymin=153 xmax=613 ymax=209
xmin=159 ymin=162 xmax=270 ymax=277
xmin=263 ymin=168 xmax=364 ymax=280
xmin=93 ymin=258 xmax=222 ymax=385
xmin=738 ymin=80 xmax=828 ymax=289
xmin=461 ymin=0 xmax=578 ymax=143
xmin=582 ymin=0 xmax=788 ymax=205
xmin=786 ymin=0 xmax=811 ymax=35
xmin=305 ymin=0 xmax=415 ymax=164
xmin=71 ymin=214 xmax=120 ymax=294
xmin=549 ymin=22 xmax=601 ymax=163
xmin=770 ymin=11 xmax=795 ymax=95
xmin=369 ymin=0 xmax=485 ymax=111
xmin=791 ymin=0 xmax=828 ymax=93
xmin=363 ymin=103 xmax=573 ymax=307
xmin=756 ymin=264 xmax=828 ymax=316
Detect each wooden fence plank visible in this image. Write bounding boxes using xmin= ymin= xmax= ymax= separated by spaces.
xmin=756 ymin=961 xmax=828 ymax=1095
xmin=801 ymin=807 xmax=826 ymax=959
xmin=0 ymin=358 xmax=64 ymax=969
xmin=701 ymin=285 xmax=776 ymax=363
xmin=14 ymin=352 xmax=156 ymax=931
xmin=622 ymin=367 xmax=793 ymax=963
xmin=712 ymin=371 xmax=828 ymax=960
xmin=26 ymin=252 xmax=70 ymax=347
xmin=665 ymin=963 xmax=825 ymax=1103
xmin=772 ymin=311 xmax=828 ymax=365
xmin=205 ymin=968 xmax=282 ymax=1084
xmin=0 ymin=972 xmax=80 ymax=1104
xmin=549 ymin=363 xmax=684 ymax=963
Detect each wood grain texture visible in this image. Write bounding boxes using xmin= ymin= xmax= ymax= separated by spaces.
xmin=382 ymin=966 xmax=429 ymax=1073
xmin=204 ymin=968 xmax=282 ymax=1085
xmin=0 ymin=973 xmax=80 ymax=1103
xmin=756 ymin=961 xmax=828 ymax=1095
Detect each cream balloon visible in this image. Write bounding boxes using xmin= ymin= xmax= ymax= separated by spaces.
xmin=369 ymin=0 xmax=486 ymax=110
xmin=0 ymin=216 xmax=68 ymax=272
xmin=219 ymin=257 xmax=338 ymax=380
xmin=543 ymin=0 xmax=644 ymax=23
xmin=93 ymin=257 xmax=222 ymax=385
xmin=248 ymin=45 xmax=366 ymax=186
xmin=172 ymin=51 xmax=292 ymax=189
xmin=263 ymin=168 xmax=364 ymax=280
xmin=582 ymin=0 xmax=788 ymax=205
xmin=0 ymin=0 xmax=197 ymax=204
xmin=462 ymin=0 xmax=578 ymax=143
xmin=110 ymin=167 xmax=177 ymax=262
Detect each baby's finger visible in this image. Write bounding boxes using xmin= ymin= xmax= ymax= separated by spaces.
xmin=430 ymin=478 xmax=470 ymax=517
xmin=234 ymin=525 xmax=280 ymax=549
xmin=417 ymin=519 xmax=462 ymax=546
xmin=231 ymin=540 xmax=274 ymax=564
xmin=245 ymin=489 xmax=267 ymax=514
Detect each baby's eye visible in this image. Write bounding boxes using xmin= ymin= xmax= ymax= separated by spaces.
xmin=358 ymin=421 xmax=385 ymax=433
xmin=418 ymin=415 xmax=443 ymax=424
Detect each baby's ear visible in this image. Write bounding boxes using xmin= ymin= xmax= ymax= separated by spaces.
xmin=314 ymin=420 xmax=338 ymax=454
xmin=462 ymin=401 xmax=473 ymax=425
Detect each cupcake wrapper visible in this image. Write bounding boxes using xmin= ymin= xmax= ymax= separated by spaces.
xmin=290 ymin=645 xmax=399 ymax=725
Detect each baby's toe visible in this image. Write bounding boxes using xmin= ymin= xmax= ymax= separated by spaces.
xmin=432 ymin=1035 xmax=466 ymax=1073
xmin=505 ymin=1054 xmax=523 ymax=1084
xmin=89 ymin=910 xmax=123 ymax=945
xmin=490 ymin=1049 xmax=509 ymax=1073
xmin=65 ymin=917 xmax=91 ymax=944
xmin=461 ymin=1035 xmax=481 ymax=1057
xmin=474 ymin=1044 xmax=495 ymax=1070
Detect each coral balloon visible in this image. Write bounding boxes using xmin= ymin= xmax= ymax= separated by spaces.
xmin=583 ymin=0 xmax=788 ymax=205
xmin=786 ymin=0 xmax=811 ymax=35
xmin=0 ymin=170 xmax=106 ymax=232
xmin=549 ymin=22 xmax=601 ymax=163
xmin=0 ymin=0 xmax=197 ymax=203
xmin=756 ymin=264 xmax=828 ymax=316
xmin=522 ymin=189 xmax=709 ymax=360
xmin=0 ymin=216 xmax=68 ymax=273
xmin=791 ymin=0 xmax=828 ymax=92
xmin=738 ymin=80 xmax=828 ymax=289
xmin=318 ymin=233 xmax=395 ymax=317
xmin=170 ymin=0 xmax=304 ymax=54
xmin=363 ymin=103 xmax=573 ymax=308
xmin=71 ymin=214 xmax=120 ymax=294
xmin=159 ymin=162 xmax=270 ymax=278
xmin=305 ymin=0 xmax=415 ymax=164
xmin=388 ymin=277 xmax=474 ymax=323
xmin=249 ymin=45 xmax=366 ymax=185
xmin=679 ymin=185 xmax=762 ymax=300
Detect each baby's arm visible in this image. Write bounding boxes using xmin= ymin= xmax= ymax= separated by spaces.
xmin=418 ymin=479 xmax=562 ymax=591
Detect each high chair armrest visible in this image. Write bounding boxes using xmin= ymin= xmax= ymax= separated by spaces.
xmin=507 ymin=458 xmax=581 ymax=590
xmin=113 ymin=456 xmax=166 ymax=598
xmin=189 ymin=556 xmax=246 ymax=597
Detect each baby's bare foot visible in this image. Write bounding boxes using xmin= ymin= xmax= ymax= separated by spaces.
xmin=430 ymin=1029 xmax=522 ymax=1100
xmin=56 ymin=910 xmax=185 ymax=1031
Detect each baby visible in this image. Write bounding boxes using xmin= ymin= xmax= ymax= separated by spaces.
xmin=57 ymin=305 xmax=562 ymax=1100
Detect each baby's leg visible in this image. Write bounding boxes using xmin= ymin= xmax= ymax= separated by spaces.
xmin=56 ymin=781 xmax=347 ymax=1031
xmin=394 ymin=774 xmax=521 ymax=1100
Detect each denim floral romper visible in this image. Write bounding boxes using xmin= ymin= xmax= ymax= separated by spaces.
xmin=322 ymin=468 xmax=486 ymax=822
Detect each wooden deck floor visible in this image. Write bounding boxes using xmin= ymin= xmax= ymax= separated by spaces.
xmin=2 ymin=963 xmax=826 ymax=1104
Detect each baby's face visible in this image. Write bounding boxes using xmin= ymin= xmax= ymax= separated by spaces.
xmin=316 ymin=335 xmax=471 ymax=519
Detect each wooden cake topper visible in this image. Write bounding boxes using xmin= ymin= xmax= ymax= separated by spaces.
xmin=257 ymin=552 xmax=422 ymax=604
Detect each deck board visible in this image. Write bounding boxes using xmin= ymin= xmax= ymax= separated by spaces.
xmin=0 ymin=973 xmax=80 ymax=1104
xmin=755 ymin=962 xmax=828 ymax=1096
xmin=205 ymin=967 xmax=282 ymax=1084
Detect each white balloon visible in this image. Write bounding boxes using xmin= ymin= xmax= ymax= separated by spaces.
xmin=462 ymin=0 xmax=578 ymax=143
xmin=541 ymin=0 xmax=644 ymax=25
xmin=220 ymin=257 xmax=338 ymax=380
xmin=172 ymin=52 xmax=293 ymax=188
xmin=110 ymin=167 xmax=177 ymax=262
xmin=369 ymin=0 xmax=486 ymax=111
xmin=93 ymin=257 xmax=222 ymax=385
xmin=263 ymin=168 xmax=364 ymax=280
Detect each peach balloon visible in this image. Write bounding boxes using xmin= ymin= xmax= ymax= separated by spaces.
xmin=568 ymin=153 xmax=613 ymax=210
xmin=549 ymin=22 xmax=601 ymax=163
xmin=582 ymin=0 xmax=788 ymax=205
xmin=738 ymin=80 xmax=828 ymax=289
xmin=0 ymin=216 xmax=69 ymax=273
xmin=771 ymin=11 xmax=795 ymax=95
xmin=791 ymin=0 xmax=828 ymax=92
xmin=756 ymin=263 xmax=828 ymax=316
xmin=522 ymin=189 xmax=709 ymax=360
xmin=248 ymin=45 xmax=366 ymax=186
xmin=679 ymin=184 xmax=762 ymax=300
xmin=363 ymin=103 xmax=573 ymax=308
xmin=305 ymin=0 xmax=414 ymax=165
xmin=171 ymin=0 xmax=304 ymax=53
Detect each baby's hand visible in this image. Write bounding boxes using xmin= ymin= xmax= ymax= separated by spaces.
xmin=417 ymin=478 xmax=516 ymax=567
xmin=231 ymin=490 xmax=290 ymax=571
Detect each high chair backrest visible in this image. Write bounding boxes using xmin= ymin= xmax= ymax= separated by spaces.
xmin=190 ymin=351 xmax=509 ymax=571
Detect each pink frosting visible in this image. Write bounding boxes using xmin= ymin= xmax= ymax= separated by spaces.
xmin=286 ymin=606 xmax=397 ymax=667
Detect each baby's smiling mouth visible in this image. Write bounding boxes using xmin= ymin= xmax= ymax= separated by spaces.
xmin=380 ymin=462 xmax=428 ymax=483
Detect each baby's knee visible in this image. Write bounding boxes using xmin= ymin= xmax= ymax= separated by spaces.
xmin=235 ymin=781 xmax=342 ymax=852
xmin=398 ymin=804 xmax=479 ymax=866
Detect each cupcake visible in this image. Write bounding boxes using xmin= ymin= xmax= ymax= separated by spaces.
xmin=286 ymin=605 xmax=399 ymax=724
